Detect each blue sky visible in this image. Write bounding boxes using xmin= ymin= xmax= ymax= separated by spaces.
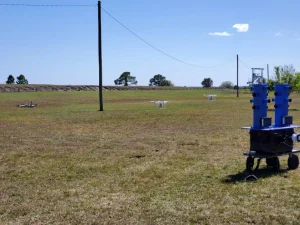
xmin=1 ymin=0 xmax=300 ymax=86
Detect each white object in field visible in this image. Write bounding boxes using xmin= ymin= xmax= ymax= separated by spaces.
xmin=204 ymin=94 xmax=217 ymax=100
xmin=17 ymin=101 xmax=37 ymax=108
xmin=292 ymin=133 xmax=300 ymax=142
xmin=150 ymin=101 xmax=168 ymax=109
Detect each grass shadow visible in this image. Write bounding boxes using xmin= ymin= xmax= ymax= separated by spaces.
xmin=222 ymin=167 xmax=289 ymax=183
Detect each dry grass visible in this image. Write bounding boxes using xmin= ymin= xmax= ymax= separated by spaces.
xmin=1 ymin=90 xmax=300 ymax=224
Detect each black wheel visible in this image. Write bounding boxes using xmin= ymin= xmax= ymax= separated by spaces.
xmin=266 ymin=158 xmax=273 ymax=167
xmin=288 ymin=154 xmax=299 ymax=170
xmin=272 ymin=157 xmax=280 ymax=172
xmin=246 ymin=157 xmax=254 ymax=173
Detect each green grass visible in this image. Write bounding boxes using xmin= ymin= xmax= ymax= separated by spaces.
xmin=1 ymin=89 xmax=300 ymax=224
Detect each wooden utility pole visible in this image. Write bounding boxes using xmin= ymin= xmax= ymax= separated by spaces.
xmin=98 ymin=1 xmax=103 ymax=111
xmin=267 ymin=64 xmax=269 ymax=82
xmin=237 ymin=54 xmax=239 ymax=97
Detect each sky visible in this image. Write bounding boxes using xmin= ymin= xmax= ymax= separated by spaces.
xmin=0 ymin=0 xmax=300 ymax=87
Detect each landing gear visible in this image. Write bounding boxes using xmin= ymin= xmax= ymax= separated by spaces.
xmin=288 ymin=154 xmax=299 ymax=170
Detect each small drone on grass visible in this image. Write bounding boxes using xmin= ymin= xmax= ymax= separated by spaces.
xmin=203 ymin=94 xmax=217 ymax=100
xmin=17 ymin=101 xmax=37 ymax=108
xmin=150 ymin=101 xmax=168 ymax=109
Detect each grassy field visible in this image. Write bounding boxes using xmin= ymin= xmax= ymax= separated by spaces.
xmin=1 ymin=89 xmax=300 ymax=224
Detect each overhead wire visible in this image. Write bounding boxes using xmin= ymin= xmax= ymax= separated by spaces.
xmin=239 ymin=58 xmax=251 ymax=69
xmin=0 ymin=4 xmax=96 ymax=7
xmin=1 ymin=3 xmax=234 ymax=68
xmin=100 ymin=6 xmax=234 ymax=68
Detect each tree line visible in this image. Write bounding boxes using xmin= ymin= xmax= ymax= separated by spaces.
xmin=114 ymin=72 xmax=174 ymax=86
xmin=115 ymin=72 xmax=216 ymax=87
xmin=266 ymin=65 xmax=300 ymax=91
xmin=5 ymin=74 xmax=29 ymax=84
xmin=6 ymin=66 xmax=298 ymax=88
xmin=205 ymin=65 xmax=300 ymax=90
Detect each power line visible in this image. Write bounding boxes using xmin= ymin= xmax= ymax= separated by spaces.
xmin=0 ymin=4 xmax=96 ymax=7
xmin=239 ymin=58 xmax=250 ymax=69
xmin=101 ymin=6 xmax=233 ymax=68
xmin=1 ymin=3 xmax=234 ymax=68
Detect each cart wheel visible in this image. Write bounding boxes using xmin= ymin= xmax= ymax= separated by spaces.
xmin=288 ymin=154 xmax=299 ymax=170
xmin=272 ymin=157 xmax=280 ymax=172
xmin=266 ymin=158 xmax=273 ymax=167
xmin=246 ymin=156 xmax=254 ymax=173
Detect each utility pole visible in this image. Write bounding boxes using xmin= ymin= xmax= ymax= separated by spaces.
xmin=237 ymin=54 xmax=239 ymax=97
xmin=267 ymin=64 xmax=269 ymax=82
xmin=98 ymin=1 xmax=103 ymax=111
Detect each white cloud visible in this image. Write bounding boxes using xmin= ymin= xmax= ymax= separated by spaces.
xmin=208 ymin=32 xmax=233 ymax=36
xmin=233 ymin=24 xmax=249 ymax=32
xmin=276 ymin=32 xmax=283 ymax=36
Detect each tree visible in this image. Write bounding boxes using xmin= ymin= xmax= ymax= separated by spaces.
xmin=6 ymin=75 xmax=15 ymax=84
xmin=114 ymin=72 xmax=137 ymax=86
xmin=265 ymin=64 xmax=299 ymax=91
xmin=273 ymin=64 xmax=296 ymax=84
xmin=281 ymin=65 xmax=295 ymax=87
xmin=274 ymin=66 xmax=281 ymax=83
xmin=281 ymin=64 xmax=296 ymax=76
xmin=220 ymin=81 xmax=234 ymax=88
xmin=161 ymin=80 xmax=174 ymax=86
xmin=282 ymin=73 xmax=294 ymax=86
xmin=149 ymin=74 xmax=173 ymax=86
xmin=16 ymin=74 xmax=28 ymax=84
xmin=293 ymin=72 xmax=300 ymax=92
xmin=201 ymin=78 xmax=213 ymax=87
xmin=267 ymin=79 xmax=276 ymax=91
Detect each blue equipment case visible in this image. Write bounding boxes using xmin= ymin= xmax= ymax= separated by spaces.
xmin=242 ymin=84 xmax=300 ymax=173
